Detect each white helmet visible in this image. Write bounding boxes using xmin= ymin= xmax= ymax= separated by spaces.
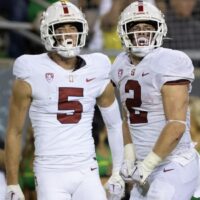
xmin=40 ymin=0 xmax=88 ymax=58
xmin=117 ymin=1 xmax=167 ymax=57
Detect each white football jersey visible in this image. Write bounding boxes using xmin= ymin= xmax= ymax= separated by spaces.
xmin=0 ymin=170 xmax=6 ymax=200
xmin=13 ymin=53 xmax=111 ymax=169
xmin=111 ymin=47 xmax=194 ymax=160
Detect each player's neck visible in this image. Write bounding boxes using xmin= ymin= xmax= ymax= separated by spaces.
xmin=129 ymin=54 xmax=143 ymax=66
xmin=48 ymin=52 xmax=77 ymax=70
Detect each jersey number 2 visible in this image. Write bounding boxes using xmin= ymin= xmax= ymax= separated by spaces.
xmin=57 ymin=87 xmax=83 ymax=124
xmin=125 ymin=80 xmax=148 ymax=124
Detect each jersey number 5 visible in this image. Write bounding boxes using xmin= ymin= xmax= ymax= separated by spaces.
xmin=57 ymin=87 xmax=83 ymax=124
xmin=125 ymin=80 xmax=148 ymax=124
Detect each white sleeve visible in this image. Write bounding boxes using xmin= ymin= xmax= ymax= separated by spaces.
xmin=13 ymin=56 xmax=32 ymax=85
xmin=153 ymin=51 xmax=194 ymax=91
xmin=98 ymin=99 xmax=124 ymax=173
xmin=110 ymin=55 xmax=121 ymax=87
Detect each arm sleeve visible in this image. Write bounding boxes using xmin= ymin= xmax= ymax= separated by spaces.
xmin=98 ymin=99 xmax=124 ymax=173
xmin=98 ymin=54 xmax=112 ymax=96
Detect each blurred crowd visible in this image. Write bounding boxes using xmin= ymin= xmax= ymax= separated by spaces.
xmin=0 ymin=0 xmax=200 ymax=65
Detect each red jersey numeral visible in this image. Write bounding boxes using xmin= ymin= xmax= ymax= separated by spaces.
xmin=57 ymin=87 xmax=83 ymax=124
xmin=125 ymin=80 xmax=148 ymax=124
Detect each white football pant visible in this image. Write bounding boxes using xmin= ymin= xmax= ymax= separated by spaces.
xmin=130 ymin=153 xmax=199 ymax=200
xmin=35 ymin=163 xmax=107 ymax=200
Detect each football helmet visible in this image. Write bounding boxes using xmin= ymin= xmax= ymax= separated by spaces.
xmin=40 ymin=0 xmax=88 ymax=58
xmin=117 ymin=1 xmax=167 ymax=57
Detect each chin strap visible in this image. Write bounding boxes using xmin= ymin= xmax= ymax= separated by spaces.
xmin=130 ymin=46 xmax=154 ymax=57
xmin=57 ymin=47 xmax=80 ymax=58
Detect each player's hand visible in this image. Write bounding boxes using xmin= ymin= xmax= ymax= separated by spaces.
xmin=105 ymin=172 xmax=125 ymax=200
xmin=131 ymin=151 xmax=162 ymax=185
xmin=120 ymin=143 xmax=136 ymax=183
xmin=130 ymin=161 xmax=152 ymax=196
xmin=130 ymin=161 xmax=152 ymax=185
xmin=6 ymin=184 xmax=25 ymax=200
xmin=120 ymin=159 xmax=135 ymax=182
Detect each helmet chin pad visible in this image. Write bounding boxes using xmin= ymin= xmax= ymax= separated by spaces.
xmin=57 ymin=47 xmax=80 ymax=58
xmin=130 ymin=46 xmax=154 ymax=57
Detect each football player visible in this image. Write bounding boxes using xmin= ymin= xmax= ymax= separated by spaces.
xmin=5 ymin=1 xmax=124 ymax=200
xmin=110 ymin=1 xmax=200 ymax=200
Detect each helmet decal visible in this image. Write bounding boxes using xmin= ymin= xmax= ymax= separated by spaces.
xmin=138 ymin=0 xmax=144 ymax=12
xmin=60 ymin=0 xmax=69 ymax=14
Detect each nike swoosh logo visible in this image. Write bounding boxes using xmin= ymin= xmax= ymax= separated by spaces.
xmin=91 ymin=167 xmax=97 ymax=171
xmin=86 ymin=78 xmax=96 ymax=82
xmin=163 ymin=168 xmax=174 ymax=172
xmin=11 ymin=192 xmax=15 ymax=199
xmin=142 ymin=72 xmax=149 ymax=77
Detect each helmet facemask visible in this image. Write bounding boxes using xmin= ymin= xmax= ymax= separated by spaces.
xmin=117 ymin=1 xmax=167 ymax=57
xmin=122 ymin=21 xmax=164 ymax=57
xmin=40 ymin=1 xmax=88 ymax=58
xmin=46 ymin=22 xmax=86 ymax=58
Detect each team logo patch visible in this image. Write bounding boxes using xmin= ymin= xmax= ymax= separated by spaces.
xmin=45 ymin=73 xmax=54 ymax=82
xmin=131 ymin=69 xmax=135 ymax=76
xmin=118 ymin=69 xmax=123 ymax=78
xmin=69 ymin=75 xmax=74 ymax=82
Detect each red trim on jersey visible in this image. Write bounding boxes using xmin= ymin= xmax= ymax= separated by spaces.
xmin=61 ymin=1 xmax=69 ymax=14
xmin=164 ymin=79 xmax=190 ymax=85
xmin=138 ymin=0 xmax=144 ymax=12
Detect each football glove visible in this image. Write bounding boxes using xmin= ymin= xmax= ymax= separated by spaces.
xmin=131 ymin=161 xmax=151 ymax=185
xmin=131 ymin=151 xmax=162 ymax=185
xmin=120 ymin=159 xmax=135 ymax=182
xmin=120 ymin=143 xmax=136 ymax=182
xmin=6 ymin=184 xmax=25 ymax=200
xmin=105 ymin=172 xmax=125 ymax=200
